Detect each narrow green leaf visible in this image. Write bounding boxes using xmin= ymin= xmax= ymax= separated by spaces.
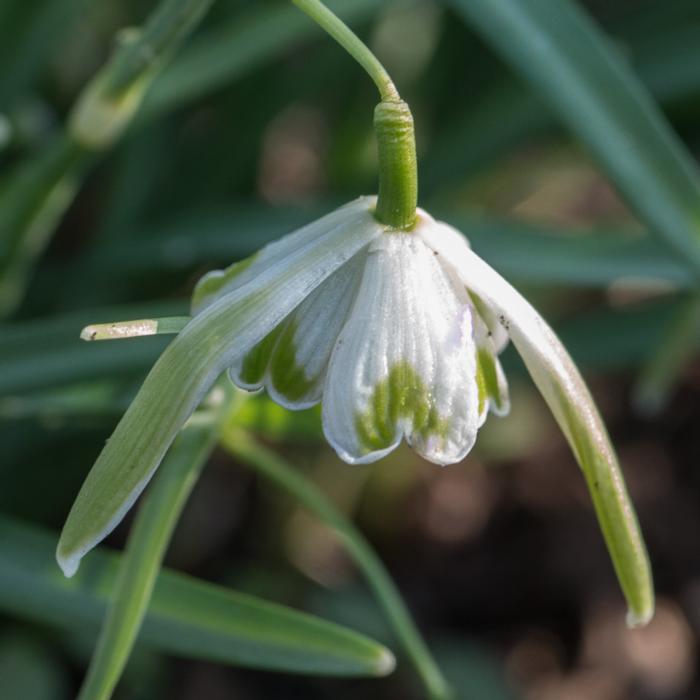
xmin=0 ymin=302 xmax=184 ymax=396
xmin=633 ymin=293 xmax=700 ymax=415
xmin=222 ymin=431 xmax=452 ymax=700
xmin=0 ymin=516 xmax=393 ymax=677
xmin=450 ymin=0 xmax=700 ymax=272
xmin=424 ymin=23 xmax=700 ymax=193
xmin=0 ymin=0 xmax=215 ymax=317
xmin=0 ymin=134 xmax=91 ymax=318
xmin=77 ymin=393 xmax=223 ymax=700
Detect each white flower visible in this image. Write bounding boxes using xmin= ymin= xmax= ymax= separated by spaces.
xmin=56 ymin=196 xmax=653 ymax=629
xmin=194 ymin=197 xmax=509 ymax=466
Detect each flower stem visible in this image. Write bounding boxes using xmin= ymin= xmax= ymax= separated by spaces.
xmin=222 ymin=429 xmax=454 ymax=700
xmin=292 ymin=0 xmax=398 ymax=102
xmin=291 ymin=0 xmax=418 ymax=230
xmin=374 ymin=100 xmax=418 ymax=230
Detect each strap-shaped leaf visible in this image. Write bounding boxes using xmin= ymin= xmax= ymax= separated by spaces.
xmin=0 ymin=516 xmax=393 ymax=677
xmin=421 ymin=225 xmax=654 ymax=627
xmin=450 ymin=0 xmax=700 ymax=272
xmin=77 ymin=394 xmax=223 ymax=700
xmin=57 ymin=202 xmax=381 ymax=577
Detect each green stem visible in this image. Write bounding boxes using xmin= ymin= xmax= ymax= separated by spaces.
xmin=291 ymin=0 xmax=418 ymax=230
xmin=292 ymin=0 xmax=398 ymax=101
xmin=76 ymin=394 xmax=225 ymax=700
xmin=374 ymin=100 xmax=418 ymax=230
xmin=222 ymin=430 xmax=454 ymax=700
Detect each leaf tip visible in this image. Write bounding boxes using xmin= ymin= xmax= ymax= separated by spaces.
xmin=626 ymin=603 xmax=654 ymax=629
xmin=374 ymin=648 xmax=396 ymax=676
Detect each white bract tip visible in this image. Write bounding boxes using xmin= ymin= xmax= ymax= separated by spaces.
xmin=56 ymin=550 xmax=80 ymax=578
xmin=80 ymin=319 xmax=158 ymax=341
xmin=626 ymin=605 xmax=655 ymax=629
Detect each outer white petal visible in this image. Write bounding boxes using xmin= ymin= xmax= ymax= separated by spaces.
xmin=419 ymin=219 xmax=654 ymax=628
xmin=192 ymin=197 xmax=376 ymax=314
xmin=230 ymin=252 xmax=366 ymax=408
xmin=323 ymin=232 xmax=480 ymax=466
xmin=57 ymin=201 xmax=382 ymax=577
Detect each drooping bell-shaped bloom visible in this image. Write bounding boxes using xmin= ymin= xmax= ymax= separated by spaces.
xmin=57 ymin=195 xmax=653 ymax=629
xmin=193 ymin=197 xmax=509 ymax=466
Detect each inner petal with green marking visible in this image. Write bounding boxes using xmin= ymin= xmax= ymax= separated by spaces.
xmin=323 ymin=232 xmax=481 ymax=465
xmin=229 ymin=252 xmax=366 ymax=409
xmin=354 ymin=361 xmax=451 ymax=453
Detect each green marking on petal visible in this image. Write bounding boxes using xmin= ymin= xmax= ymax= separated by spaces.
xmin=477 ymin=347 xmax=505 ymax=412
xmin=475 ymin=360 xmax=487 ymax=417
xmin=191 ymin=252 xmax=259 ymax=312
xmin=238 ymin=323 xmax=284 ymax=386
xmin=269 ymin=321 xmax=317 ymax=402
xmin=354 ymin=361 xmax=450 ymax=453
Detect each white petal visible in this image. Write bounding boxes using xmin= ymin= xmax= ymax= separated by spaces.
xmin=57 ymin=201 xmax=382 ymax=577
xmin=192 ymin=197 xmax=376 ymax=314
xmin=323 ymin=232 xmax=480 ymax=466
xmin=419 ymin=218 xmax=654 ymax=627
xmin=230 ymin=251 xmax=366 ymax=408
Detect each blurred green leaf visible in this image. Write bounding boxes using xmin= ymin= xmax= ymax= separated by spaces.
xmin=0 ymin=302 xmax=183 ymax=395
xmin=451 ymin=0 xmax=700 ymax=272
xmin=0 ymin=0 xmax=85 ymax=105
xmin=141 ymin=0 xmax=383 ymax=119
xmin=54 ymin=205 xmax=693 ymax=292
xmin=0 ymin=134 xmax=90 ymax=317
xmin=633 ymin=293 xmax=700 ymax=414
xmin=424 ymin=22 xmax=700 ymax=193
xmin=0 ymin=633 xmax=70 ymax=700
xmin=0 ymin=515 xmax=394 ymax=677
xmin=223 ymin=431 xmax=450 ymax=700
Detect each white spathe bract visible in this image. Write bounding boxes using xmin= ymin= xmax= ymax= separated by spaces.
xmin=200 ymin=204 xmax=510 ymax=466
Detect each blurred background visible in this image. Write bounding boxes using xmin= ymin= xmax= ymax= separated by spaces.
xmin=2 ymin=0 xmax=700 ymax=698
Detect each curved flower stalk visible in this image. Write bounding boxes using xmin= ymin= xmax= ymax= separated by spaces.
xmin=57 ymin=0 xmax=653 ymax=633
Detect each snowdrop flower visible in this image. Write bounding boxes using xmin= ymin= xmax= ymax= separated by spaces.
xmin=57 ymin=0 xmax=653 ymax=630
xmin=193 ymin=198 xmax=509 ymax=467
xmin=57 ymin=191 xmax=653 ymax=624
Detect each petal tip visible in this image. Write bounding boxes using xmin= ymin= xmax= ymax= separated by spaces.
xmin=56 ymin=545 xmax=81 ymax=578
xmin=626 ymin=604 xmax=654 ymax=629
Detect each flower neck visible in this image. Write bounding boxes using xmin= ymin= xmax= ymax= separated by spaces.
xmin=374 ymin=100 xmax=418 ymax=231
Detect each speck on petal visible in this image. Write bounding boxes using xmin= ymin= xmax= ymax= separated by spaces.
xmin=322 ymin=232 xmax=480 ymax=465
